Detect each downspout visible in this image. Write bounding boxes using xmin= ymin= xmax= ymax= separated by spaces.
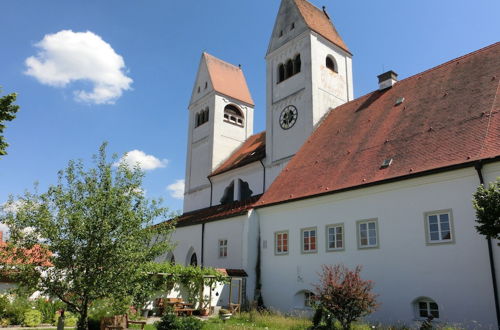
xmin=202 ymin=177 xmax=214 ymax=268
xmin=475 ymin=161 xmax=500 ymax=328
xmin=259 ymin=159 xmax=266 ymax=193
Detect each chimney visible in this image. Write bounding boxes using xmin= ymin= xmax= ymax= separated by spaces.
xmin=0 ymin=231 xmax=3 ymax=243
xmin=377 ymin=70 xmax=398 ymax=90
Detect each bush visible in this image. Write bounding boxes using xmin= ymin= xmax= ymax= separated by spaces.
xmin=34 ymin=298 xmax=64 ymax=324
xmin=0 ymin=318 xmax=10 ymax=327
xmin=4 ymin=296 xmax=30 ymax=325
xmin=23 ymin=310 xmax=42 ymax=327
xmin=313 ymin=264 xmax=378 ymax=330
xmin=156 ymin=312 xmax=202 ymax=330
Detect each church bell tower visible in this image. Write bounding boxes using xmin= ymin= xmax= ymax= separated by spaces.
xmin=184 ymin=53 xmax=255 ymax=212
xmin=265 ymin=0 xmax=353 ymax=185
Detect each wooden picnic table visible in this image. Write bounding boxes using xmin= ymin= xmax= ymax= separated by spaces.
xmin=166 ymin=298 xmax=196 ymax=316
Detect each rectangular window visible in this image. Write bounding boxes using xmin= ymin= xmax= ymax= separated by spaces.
xmin=326 ymin=224 xmax=344 ymax=251
xmin=425 ymin=210 xmax=454 ymax=244
xmin=304 ymin=291 xmax=314 ymax=308
xmin=275 ymin=231 xmax=289 ymax=255
xmin=218 ymin=239 xmax=227 ymax=258
xmin=301 ymin=228 xmax=317 ymax=253
xmin=357 ymin=219 xmax=378 ymax=249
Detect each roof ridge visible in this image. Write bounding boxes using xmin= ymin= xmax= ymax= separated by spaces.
xmin=398 ymin=42 xmax=500 ymax=85
xmin=203 ymin=52 xmax=242 ymax=71
xmin=324 ymin=42 xmax=500 ymax=118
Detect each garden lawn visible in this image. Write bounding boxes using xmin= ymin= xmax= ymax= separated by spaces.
xmin=203 ymin=311 xmax=312 ymax=330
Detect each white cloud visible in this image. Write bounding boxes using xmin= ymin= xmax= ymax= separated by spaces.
xmin=115 ymin=150 xmax=168 ymax=171
xmin=167 ymin=180 xmax=185 ymax=200
xmin=25 ymin=30 xmax=133 ymax=104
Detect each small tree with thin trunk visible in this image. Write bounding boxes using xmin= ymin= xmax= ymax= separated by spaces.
xmin=1 ymin=143 xmax=174 ymax=330
xmin=473 ymin=178 xmax=500 ymax=240
xmin=0 ymin=88 xmax=20 ymax=156
xmin=313 ymin=264 xmax=378 ymax=330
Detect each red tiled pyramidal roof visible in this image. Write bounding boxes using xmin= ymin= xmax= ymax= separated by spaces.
xmin=258 ymin=42 xmax=500 ymax=207
xmin=174 ymin=195 xmax=261 ymax=227
xmin=204 ymin=53 xmax=254 ymax=106
xmin=294 ymin=0 xmax=350 ymax=54
xmin=211 ymin=132 xmax=266 ymax=177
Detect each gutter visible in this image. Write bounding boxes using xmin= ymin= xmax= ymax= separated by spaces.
xmin=474 ymin=161 xmax=500 ymax=329
xmin=256 ymin=155 xmax=500 ymax=210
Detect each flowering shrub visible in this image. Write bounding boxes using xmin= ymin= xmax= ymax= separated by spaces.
xmin=313 ymin=264 xmax=378 ymax=330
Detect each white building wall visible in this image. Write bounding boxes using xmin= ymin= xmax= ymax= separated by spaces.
xmin=211 ymin=162 xmax=264 ymax=205
xmin=169 ymin=224 xmax=202 ymax=266
xmin=310 ymin=33 xmax=353 ymax=124
xmin=257 ymin=166 xmax=498 ymax=327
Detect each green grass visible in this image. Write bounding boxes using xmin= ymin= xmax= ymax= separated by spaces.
xmin=202 ymin=311 xmax=312 ymax=330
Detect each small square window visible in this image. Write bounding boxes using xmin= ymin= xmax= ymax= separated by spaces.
xmin=357 ymin=219 xmax=379 ymax=249
xmin=218 ymin=239 xmax=227 ymax=258
xmin=416 ymin=299 xmax=440 ymax=319
xmin=425 ymin=210 xmax=454 ymax=244
xmin=301 ymin=228 xmax=317 ymax=253
xmin=275 ymin=231 xmax=289 ymax=255
xmin=326 ymin=224 xmax=344 ymax=251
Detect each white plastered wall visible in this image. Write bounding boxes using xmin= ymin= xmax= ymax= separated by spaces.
xmin=211 ymin=162 xmax=264 ymax=206
xmin=257 ymin=166 xmax=498 ymax=327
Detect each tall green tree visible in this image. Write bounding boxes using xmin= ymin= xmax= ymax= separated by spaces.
xmin=473 ymin=178 xmax=500 ymax=239
xmin=0 ymin=88 xmax=20 ymax=156
xmin=1 ymin=143 xmax=174 ymax=330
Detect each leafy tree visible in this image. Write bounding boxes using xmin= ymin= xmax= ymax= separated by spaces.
xmin=313 ymin=264 xmax=378 ymax=330
xmin=473 ymin=178 xmax=500 ymax=240
xmin=0 ymin=88 xmax=20 ymax=156
xmin=0 ymin=143 xmax=174 ymax=330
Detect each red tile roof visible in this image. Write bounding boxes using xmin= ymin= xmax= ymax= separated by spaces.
xmin=0 ymin=243 xmax=52 ymax=267
xmin=294 ymin=0 xmax=350 ymax=54
xmin=211 ymin=132 xmax=266 ymax=177
xmin=258 ymin=42 xmax=500 ymax=207
xmin=174 ymin=195 xmax=262 ymax=228
xmin=204 ymin=53 xmax=254 ymax=106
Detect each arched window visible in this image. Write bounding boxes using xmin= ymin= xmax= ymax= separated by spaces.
xmin=414 ymin=297 xmax=439 ymax=319
xmin=220 ymin=181 xmax=235 ymax=205
xmin=223 ymin=104 xmax=244 ymax=127
xmin=326 ymin=56 xmax=337 ymax=73
xmin=278 ymin=64 xmax=285 ymax=83
xmin=293 ymin=54 xmax=301 ymax=75
xmin=190 ymin=253 xmax=198 ymax=266
xmin=285 ymin=59 xmax=294 ymax=79
xmin=238 ymin=179 xmax=253 ymax=200
xmin=195 ymin=107 xmax=209 ymax=128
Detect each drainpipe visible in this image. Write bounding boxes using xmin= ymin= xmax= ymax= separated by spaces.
xmin=474 ymin=161 xmax=500 ymax=328
xmin=202 ymin=177 xmax=214 ymax=268
xmin=259 ymin=159 xmax=266 ymax=193
xmin=201 ymin=223 xmax=205 ymax=268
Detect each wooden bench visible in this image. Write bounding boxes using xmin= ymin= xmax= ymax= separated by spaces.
xmin=100 ymin=314 xmax=146 ymax=330
xmin=166 ymin=298 xmax=196 ymax=316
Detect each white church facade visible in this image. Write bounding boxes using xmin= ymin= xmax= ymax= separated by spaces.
xmin=162 ymin=0 xmax=500 ymax=327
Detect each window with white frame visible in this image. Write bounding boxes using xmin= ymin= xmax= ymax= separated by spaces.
xmin=218 ymin=239 xmax=228 ymax=258
xmin=304 ymin=291 xmax=314 ymax=308
xmin=301 ymin=228 xmax=317 ymax=253
xmin=275 ymin=231 xmax=288 ymax=255
xmin=357 ymin=219 xmax=378 ymax=249
xmin=326 ymin=224 xmax=344 ymax=251
xmin=425 ymin=210 xmax=454 ymax=244
xmin=415 ymin=298 xmax=439 ymax=319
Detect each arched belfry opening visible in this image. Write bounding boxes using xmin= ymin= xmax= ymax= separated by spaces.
xmin=223 ymin=104 xmax=244 ymax=127
xmin=186 ymin=247 xmax=198 ymax=266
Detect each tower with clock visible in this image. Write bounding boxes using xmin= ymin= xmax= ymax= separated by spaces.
xmin=264 ymin=0 xmax=354 ymax=185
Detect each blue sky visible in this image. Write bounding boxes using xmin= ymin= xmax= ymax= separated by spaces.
xmin=1 ymin=0 xmax=499 ymax=216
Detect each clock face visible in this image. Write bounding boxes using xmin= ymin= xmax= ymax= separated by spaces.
xmin=279 ymin=105 xmax=298 ymax=130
